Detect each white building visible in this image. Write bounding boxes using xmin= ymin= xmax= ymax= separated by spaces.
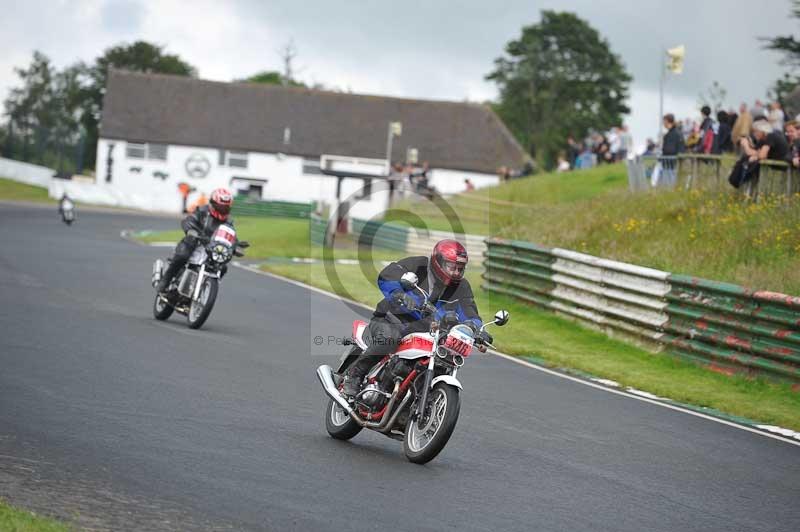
xmin=82 ymin=70 xmax=526 ymax=217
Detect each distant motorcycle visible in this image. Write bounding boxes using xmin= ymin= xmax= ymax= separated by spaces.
xmin=59 ymin=198 xmax=75 ymax=225
xmin=151 ymin=224 xmax=248 ymax=329
xmin=317 ymin=271 xmax=509 ymax=464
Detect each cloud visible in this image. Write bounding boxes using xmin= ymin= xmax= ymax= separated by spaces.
xmin=0 ymin=0 xmax=795 ymax=142
xmin=100 ymin=0 xmax=144 ymax=35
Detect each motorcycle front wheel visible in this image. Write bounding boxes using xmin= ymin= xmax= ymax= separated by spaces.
xmin=324 ymin=398 xmax=362 ymax=440
xmin=403 ymin=383 xmax=460 ymax=464
xmin=187 ymin=277 xmax=218 ymax=329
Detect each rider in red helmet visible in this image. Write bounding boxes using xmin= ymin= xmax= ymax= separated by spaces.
xmin=156 ymin=187 xmax=235 ymax=293
xmin=208 ymin=188 xmax=233 ymax=221
xmin=342 ymin=239 xmax=491 ymax=397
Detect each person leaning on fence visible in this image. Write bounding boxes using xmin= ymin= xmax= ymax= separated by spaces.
xmin=784 ymin=120 xmax=800 ymax=169
xmin=742 ymin=119 xmax=789 ymax=162
xmin=730 ymin=120 xmax=790 ymax=189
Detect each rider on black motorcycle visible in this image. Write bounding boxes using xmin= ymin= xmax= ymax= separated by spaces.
xmin=342 ymin=239 xmax=493 ymax=397
xmin=156 ymin=187 xmax=234 ymax=293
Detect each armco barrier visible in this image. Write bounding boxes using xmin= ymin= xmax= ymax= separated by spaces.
xmin=663 ymin=276 xmax=800 ymax=381
xmin=482 ymin=238 xmax=670 ymax=348
xmin=232 ymin=198 xmax=314 ymax=219
xmin=483 ymin=237 xmax=800 ymax=382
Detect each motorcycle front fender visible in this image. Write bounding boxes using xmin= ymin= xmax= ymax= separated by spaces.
xmin=431 ymin=375 xmax=462 ymax=391
xmin=335 ymin=344 xmax=362 ymax=374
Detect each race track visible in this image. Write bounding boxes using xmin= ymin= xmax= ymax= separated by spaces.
xmin=1 ymin=204 xmax=798 ymax=531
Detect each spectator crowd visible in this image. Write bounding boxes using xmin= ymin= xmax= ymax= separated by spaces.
xmin=560 ymin=99 xmax=800 ymax=175
xmin=658 ymin=100 xmax=796 ymax=164
xmin=559 ymin=125 xmax=634 ymax=172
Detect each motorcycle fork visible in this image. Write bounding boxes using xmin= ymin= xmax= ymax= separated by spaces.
xmin=192 ymin=264 xmax=206 ymax=301
xmin=414 ymin=348 xmax=437 ymax=421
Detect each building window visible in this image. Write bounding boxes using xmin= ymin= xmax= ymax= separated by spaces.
xmin=302 ymin=157 xmax=322 ymax=175
xmin=218 ymin=150 xmax=249 ymax=169
xmin=228 ymin=151 xmax=248 ymax=168
xmin=148 ymin=143 xmax=168 ymax=161
xmin=126 ymin=142 xmax=146 ymax=159
xmin=126 ymin=142 xmax=168 ymax=161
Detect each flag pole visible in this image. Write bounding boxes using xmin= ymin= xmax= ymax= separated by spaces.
xmin=658 ymin=47 xmax=665 ymax=143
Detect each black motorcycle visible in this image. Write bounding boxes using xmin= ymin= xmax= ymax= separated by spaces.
xmin=151 ymin=224 xmax=248 ymax=329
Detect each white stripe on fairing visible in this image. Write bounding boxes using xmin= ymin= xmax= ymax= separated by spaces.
xmin=230 ymin=262 xmax=800 ymax=449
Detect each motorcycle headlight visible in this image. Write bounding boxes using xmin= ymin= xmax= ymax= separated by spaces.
xmin=210 ymin=243 xmax=232 ymax=263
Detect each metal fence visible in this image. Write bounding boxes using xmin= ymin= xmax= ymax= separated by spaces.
xmin=1 ymin=125 xmax=88 ymax=176
xmin=627 ymin=154 xmax=799 ymax=200
xmin=482 ymin=238 xmax=670 ymax=349
xmin=663 ymin=276 xmax=800 ymax=381
xmin=231 ymin=198 xmax=314 ymax=218
xmin=309 ymin=214 xmax=487 ymax=259
xmin=483 ymin=237 xmax=800 ymax=382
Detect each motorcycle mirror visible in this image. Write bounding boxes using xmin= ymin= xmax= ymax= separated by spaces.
xmin=494 ymin=310 xmax=510 ymax=327
xmin=400 ymin=271 xmax=418 ymax=290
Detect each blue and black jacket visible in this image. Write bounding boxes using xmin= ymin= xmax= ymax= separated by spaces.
xmin=373 ymin=256 xmax=482 ymax=334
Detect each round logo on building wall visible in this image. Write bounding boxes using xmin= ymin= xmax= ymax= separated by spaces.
xmin=185 ymin=154 xmax=211 ymax=178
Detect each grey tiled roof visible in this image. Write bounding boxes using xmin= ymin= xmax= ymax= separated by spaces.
xmin=100 ymin=69 xmax=526 ymax=174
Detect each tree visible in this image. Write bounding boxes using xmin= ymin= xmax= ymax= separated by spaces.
xmin=486 ymin=11 xmax=632 ymax=169
xmin=698 ymin=81 xmax=728 ymax=113
xmin=763 ymin=1 xmax=800 ymax=113
xmin=2 ymin=42 xmax=195 ymax=171
xmin=3 ymin=51 xmax=60 ymax=162
xmin=239 ymin=70 xmax=306 ymax=87
xmin=81 ymin=41 xmax=197 ymax=168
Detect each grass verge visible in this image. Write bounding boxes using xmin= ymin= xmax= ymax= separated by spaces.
xmin=395 ymin=164 xmax=800 ymax=294
xmin=137 ymin=216 xmax=399 ymax=261
xmin=260 ymin=261 xmax=800 ymax=431
xmin=0 ymin=177 xmax=53 ymax=203
xmin=0 ymin=500 xmax=69 ymax=532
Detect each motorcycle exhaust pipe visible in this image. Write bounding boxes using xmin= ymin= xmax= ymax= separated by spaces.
xmin=316 ymin=365 xmax=359 ymax=420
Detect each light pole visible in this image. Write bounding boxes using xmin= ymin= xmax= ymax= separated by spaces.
xmin=659 ymin=48 xmax=665 ymax=143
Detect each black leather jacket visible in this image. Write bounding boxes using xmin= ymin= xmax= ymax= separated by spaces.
xmin=180 ymin=206 xmax=234 ymax=239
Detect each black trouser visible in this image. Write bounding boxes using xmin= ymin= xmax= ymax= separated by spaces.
xmin=347 ymin=317 xmax=403 ymax=378
xmin=158 ymin=235 xmax=197 ymax=290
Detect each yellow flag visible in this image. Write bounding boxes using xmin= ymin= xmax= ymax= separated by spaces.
xmin=666 ymin=45 xmax=685 ymax=74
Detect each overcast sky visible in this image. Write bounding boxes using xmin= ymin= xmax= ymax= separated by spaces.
xmin=1 ymin=0 xmax=797 ymax=149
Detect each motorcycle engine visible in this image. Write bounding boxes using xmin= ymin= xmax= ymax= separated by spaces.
xmin=359 ymin=383 xmax=386 ymax=408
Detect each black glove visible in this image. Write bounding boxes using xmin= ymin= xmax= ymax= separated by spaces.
xmin=391 ymin=290 xmax=418 ymax=311
xmin=186 ymin=228 xmax=200 ymax=238
xmin=478 ymin=330 xmax=494 ymax=346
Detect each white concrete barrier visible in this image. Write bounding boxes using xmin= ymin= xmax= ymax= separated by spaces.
xmin=0 ymin=157 xmax=55 ymax=187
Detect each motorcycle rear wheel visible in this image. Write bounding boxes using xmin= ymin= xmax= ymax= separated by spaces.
xmin=403 ymin=383 xmax=460 ymax=464
xmin=324 ymin=398 xmax=362 ymax=440
xmin=153 ymin=293 xmax=174 ymax=321
xmin=187 ymin=278 xmax=218 ymax=329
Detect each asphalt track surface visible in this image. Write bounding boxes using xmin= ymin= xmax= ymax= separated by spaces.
xmin=1 ymin=204 xmax=798 ymax=531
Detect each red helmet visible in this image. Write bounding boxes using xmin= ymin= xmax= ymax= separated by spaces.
xmin=430 ymin=239 xmax=468 ymax=286
xmin=209 ymin=188 xmax=233 ymax=221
